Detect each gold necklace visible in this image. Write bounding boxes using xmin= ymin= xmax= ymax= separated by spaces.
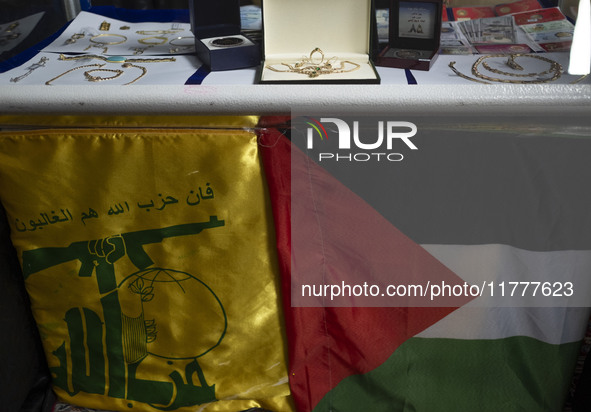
xmin=45 ymin=63 xmax=104 ymax=85
xmin=449 ymin=54 xmax=563 ymax=84
xmin=266 ymin=47 xmax=361 ymax=78
xmin=58 ymin=53 xmax=176 ymax=63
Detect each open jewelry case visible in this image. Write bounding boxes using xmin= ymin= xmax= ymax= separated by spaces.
xmin=189 ymin=0 xmax=260 ymax=71
xmin=257 ymin=0 xmax=381 ymax=84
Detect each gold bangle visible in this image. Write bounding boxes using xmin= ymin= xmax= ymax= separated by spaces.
xmin=89 ymin=33 xmax=127 ymax=45
xmin=138 ymin=36 xmax=168 ymax=45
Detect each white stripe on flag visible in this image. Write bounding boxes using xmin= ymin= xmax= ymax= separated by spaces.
xmin=418 ymin=244 xmax=591 ymax=343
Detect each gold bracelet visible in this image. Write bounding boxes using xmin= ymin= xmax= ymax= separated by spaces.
xmin=83 ymin=63 xmax=146 ymax=84
xmin=84 ymin=68 xmax=124 ymax=82
xmin=136 ymin=29 xmax=183 ymax=35
xmin=138 ymin=36 xmax=168 ymax=45
xmin=58 ymin=53 xmax=176 ymax=63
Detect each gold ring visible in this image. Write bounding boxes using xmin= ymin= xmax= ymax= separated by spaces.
xmin=310 ymin=47 xmax=324 ymax=64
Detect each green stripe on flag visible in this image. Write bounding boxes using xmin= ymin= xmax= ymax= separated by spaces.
xmin=314 ymin=336 xmax=580 ymax=412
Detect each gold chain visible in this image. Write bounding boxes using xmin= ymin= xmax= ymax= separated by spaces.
xmin=449 ymin=54 xmax=563 ymax=84
xmin=45 ymin=63 xmax=104 ymax=85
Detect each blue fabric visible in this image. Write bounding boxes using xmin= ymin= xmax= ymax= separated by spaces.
xmin=88 ymin=6 xmax=189 ymax=23
xmin=185 ymin=65 xmax=210 ymax=85
xmin=80 ymin=0 xmax=92 ymax=12
xmin=445 ymin=7 xmax=454 ymax=22
xmin=405 ymin=69 xmax=418 ymax=85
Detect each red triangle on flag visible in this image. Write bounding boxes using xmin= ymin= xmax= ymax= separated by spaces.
xmin=259 ymin=125 xmax=473 ymax=411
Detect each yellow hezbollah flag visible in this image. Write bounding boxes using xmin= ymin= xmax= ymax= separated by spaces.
xmin=0 ymin=124 xmax=293 ymax=412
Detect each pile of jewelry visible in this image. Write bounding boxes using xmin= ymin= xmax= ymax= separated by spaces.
xmin=448 ymin=53 xmax=563 ymax=84
xmin=266 ymin=47 xmax=360 ymax=78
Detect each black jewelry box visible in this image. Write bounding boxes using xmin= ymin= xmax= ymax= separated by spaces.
xmin=257 ymin=0 xmax=381 ymax=84
xmin=376 ymin=0 xmax=443 ymax=71
xmin=189 ymin=0 xmax=260 ymax=71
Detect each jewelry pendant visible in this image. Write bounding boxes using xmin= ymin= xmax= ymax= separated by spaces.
xmin=106 ymin=56 xmax=127 ymax=63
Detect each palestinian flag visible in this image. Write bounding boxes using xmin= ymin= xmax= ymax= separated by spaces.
xmin=258 ymin=116 xmax=591 ymax=412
